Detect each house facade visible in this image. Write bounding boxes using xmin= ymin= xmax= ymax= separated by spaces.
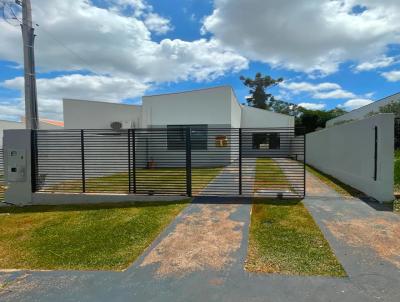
xmin=62 ymin=86 xmax=296 ymax=167
xmin=63 ymin=86 xmax=294 ymax=129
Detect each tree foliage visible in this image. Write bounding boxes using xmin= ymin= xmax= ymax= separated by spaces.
xmin=240 ymin=73 xmax=283 ymax=110
xmin=369 ymin=100 xmax=400 ymax=117
xmin=239 ymin=72 xmax=347 ymax=133
xmin=296 ymin=108 xmax=347 ymax=133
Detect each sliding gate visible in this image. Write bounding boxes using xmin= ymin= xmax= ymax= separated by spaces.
xmin=0 ymin=149 xmax=4 ymax=201
xmin=32 ymin=127 xmax=305 ymax=198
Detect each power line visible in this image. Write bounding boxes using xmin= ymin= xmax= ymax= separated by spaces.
xmin=1 ymin=0 xmax=22 ymax=26
xmin=33 ymin=23 xmax=103 ymax=77
xmin=2 ymin=0 xmax=106 ymax=79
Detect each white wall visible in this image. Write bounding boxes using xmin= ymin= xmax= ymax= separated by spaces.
xmin=230 ymin=90 xmax=242 ymax=128
xmin=241 ymin=106 xmax=294 ymax=128
xmin=306 ymin=114 xmax=394 ymax=202
xmin=142 ymin=86 xmax=233 ymax=127
xmin=63 ymin=99 xmax=142 ymax=129
xmin=327 ymin=92 xmax=400 ymax=127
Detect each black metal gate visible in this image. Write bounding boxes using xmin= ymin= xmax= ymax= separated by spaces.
xmin=0 ymin=149 xmax=4 ymax=202
xmin=395 ymin=118 xmax=400 ymax=149
xmin=32 ymin=127 xmax=305 ymax=198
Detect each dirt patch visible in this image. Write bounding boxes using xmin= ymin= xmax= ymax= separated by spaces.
xmin=306 ymin=173 xmax=337 ymax=197
xmin=140 ymin=204 xmax=244 ymax=278
xmin=326 ymin=218 xmax=400 ymax=268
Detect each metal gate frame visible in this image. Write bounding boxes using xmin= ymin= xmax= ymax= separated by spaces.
xmin=31 ymin=127 xmax=305 ymax=198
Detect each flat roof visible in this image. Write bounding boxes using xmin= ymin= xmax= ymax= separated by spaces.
xmin=143 ymin=85 xmax=233 ymax=98
xmin=63 ymin=98 xmax=141 ymax=107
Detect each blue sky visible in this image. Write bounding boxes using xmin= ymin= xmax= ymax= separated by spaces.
xmin=0 ymin=0 xmax=400 ymax=121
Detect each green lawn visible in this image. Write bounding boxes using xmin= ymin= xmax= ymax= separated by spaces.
xmin=306 ymin=165 xmax=363 ymax=198
xmin=254 ymin=158 xmax=292 ymax=193
xmin=48 ymin=167 xmax=222 ymax=195
xmin=246 ymin=199 xmax=346 ymax=276
xmin=0 ymin=201 xmax=188 ymax=270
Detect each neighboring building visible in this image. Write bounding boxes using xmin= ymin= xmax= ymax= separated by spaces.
xmin=62 ymin=86 xmax=296 ymax=167
xmin=0 ymin=119 xmax=64 ymax=148
xmin=326 ymin=92 xmax=400 ymax=127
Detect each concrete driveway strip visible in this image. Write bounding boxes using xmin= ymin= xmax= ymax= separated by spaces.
xmin=1 ymin=173 xmax=400 ymax=301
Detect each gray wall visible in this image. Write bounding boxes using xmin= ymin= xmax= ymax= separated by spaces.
xmin=141 ymin=125 xmax=236 ymax=168
xmin=306 ymin=114 xmax=394 ymax=202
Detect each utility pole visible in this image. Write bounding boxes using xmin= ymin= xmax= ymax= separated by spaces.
xmin=17 ymin=0 xmax=39 ymax=129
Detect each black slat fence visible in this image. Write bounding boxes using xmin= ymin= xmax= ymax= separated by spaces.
xmin=32 ymin=127 xmax=305 ymax=198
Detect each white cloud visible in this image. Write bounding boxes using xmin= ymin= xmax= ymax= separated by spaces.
xmin=0 ymin=0 xmax=248 ymax=121
xmin=0 ymin=0 xmax=247 ymax=82
xmin=298 ymin=102 xmax=326 ymax=110
xmin=0 ymin=100 xmax=24 ymax=121
xmin=280 ymin=82 xmax=340 ymax=93
xmin=355 ymin=55 xmax=395 ymax=71
xmin=381 ymin=70 xmax=400 ymax=82
xmin=203 ymin=0 xmax=400 ymax=76
xmin=313 ymin=89 xmax=356 ymax=99
xmin=143 ymin=13 xmax=172 ymax=35
xmin=280 ymin=81 xmax=355 ymax=99
xmin=341 ymin=98 xmax=373 ymax=110
xmin=1 ymin=74 xmax=150 ymax=120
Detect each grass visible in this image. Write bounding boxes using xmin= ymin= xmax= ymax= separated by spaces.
xmin=394 ymin=150 xmax=400 ymax=195
xmin=0 ymin=201 xmax=188 ymax=270
xmin=246 ymin=199 xmax=346 ymax=276
xmin=254 ymin=158 xmax=292 ymax=193
xmin=47 ymin=167 xmax=223 ymax=195
xmin=306 ymin=165 xmax=363 ymax=198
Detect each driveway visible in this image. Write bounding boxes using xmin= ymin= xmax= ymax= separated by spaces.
xmin=197 ymin=158 xmax=256 ymax=196
xmin=1 ymin=172 xmax=400 ymax=301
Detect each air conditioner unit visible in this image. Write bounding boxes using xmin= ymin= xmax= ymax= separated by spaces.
xmin=110 ymin=120 xmax=133 ymax=130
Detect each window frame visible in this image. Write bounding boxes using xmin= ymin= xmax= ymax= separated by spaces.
xmin=252 ymin=132 xmax=280 ymax=150
xmin=167 ymin=124 xmax=208 ymax=151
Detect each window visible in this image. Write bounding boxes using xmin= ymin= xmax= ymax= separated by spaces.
xmin=167 ymin=125 xmax=208 ymax=150
xmin=252 ymin=132 xmax=280 ymax=149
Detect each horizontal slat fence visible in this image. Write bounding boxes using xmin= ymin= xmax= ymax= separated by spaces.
xmin=32 ymin=128 xmax=305 ymax=198
xmin=0 ymin=149 xmax=4 ymax=201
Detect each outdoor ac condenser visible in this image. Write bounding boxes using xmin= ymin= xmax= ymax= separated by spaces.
xmin=110 ymin=120 xmax=134 ymax=130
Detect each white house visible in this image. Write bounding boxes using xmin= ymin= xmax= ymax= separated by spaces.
xmin=63 ymin=86 xmax=294 ymax=129
xmin=327 ymin=92 xmax=400 ymax=127
xmin=62 ymin=86 xmax=297 ymax=167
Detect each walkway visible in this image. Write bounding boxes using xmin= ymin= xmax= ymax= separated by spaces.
xmin=198 ymin=158 xmax=256 ymax=196
xmin=1 ymin=173 xmax=400 ymax=301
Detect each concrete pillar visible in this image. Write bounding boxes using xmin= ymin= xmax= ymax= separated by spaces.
xmin=4 ymin=129 xmax=33 ymax=205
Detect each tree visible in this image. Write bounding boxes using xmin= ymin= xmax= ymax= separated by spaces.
xmin=240 ymin=73 xmax=283 ymax=110
xmin=369 ymin=100 xmax=400 ymax=117
xmin=296 ymin=107 xmax=347 ymax=133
